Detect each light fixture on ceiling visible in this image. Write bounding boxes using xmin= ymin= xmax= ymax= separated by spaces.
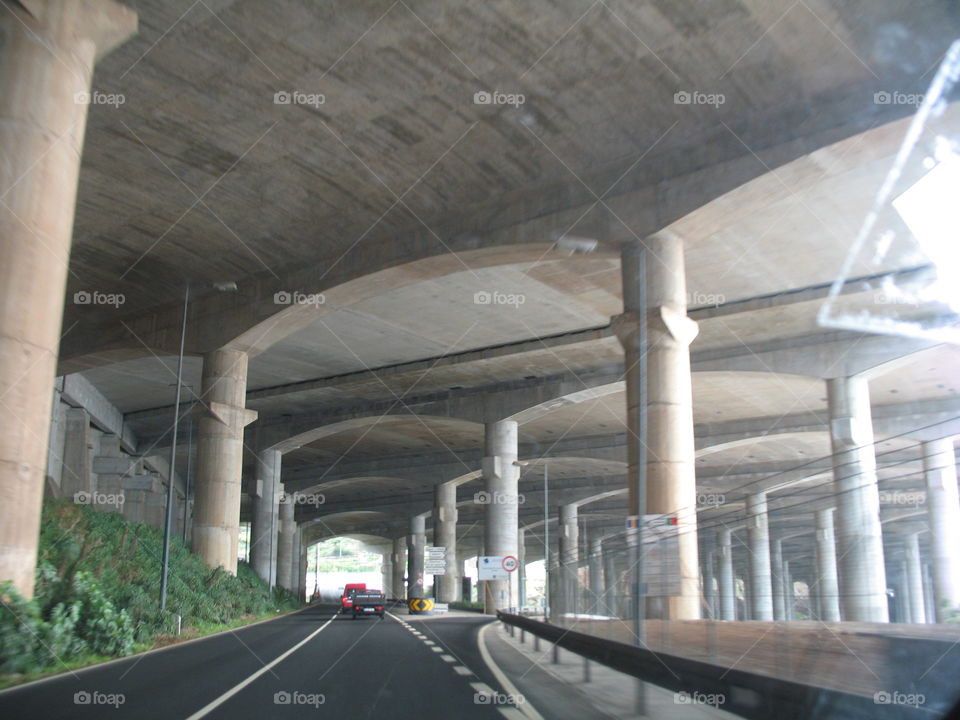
xmin=213 ymin=280 xmax=238 ymax=292
xmin=550 ymin=231 xmax=598 ymax=255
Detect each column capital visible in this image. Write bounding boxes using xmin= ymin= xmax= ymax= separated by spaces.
xmin=17 ymin=0 xmax=137 ymax=59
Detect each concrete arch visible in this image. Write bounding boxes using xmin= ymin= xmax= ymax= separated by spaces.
xmin=297 ymin=475 xmax=425 ymax=498
xmin=299 ymin=510 xmax=400 ymax=542
xmin=270 ymin=413 xmax=484 ymax=455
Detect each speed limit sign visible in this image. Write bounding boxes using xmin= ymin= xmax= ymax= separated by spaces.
xmin=502 ymin=555 xmax=518 ymax=572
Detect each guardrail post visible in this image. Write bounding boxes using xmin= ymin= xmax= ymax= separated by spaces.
xmin=534 ymin=635 xmax=540 ymax=651
xmin=520 ymin=628 xmax=525 ymax=643
xmin=583 ymin=656 xmax=591 ymax=683
xmin=552 ymin=642 xmax=560 ymax=664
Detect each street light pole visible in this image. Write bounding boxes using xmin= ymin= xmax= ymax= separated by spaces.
xmin=160 ymin=284 xmax=189 ymax=612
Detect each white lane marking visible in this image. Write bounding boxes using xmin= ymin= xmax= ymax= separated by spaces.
xmin=430 ymin=646 xmax=444 ymax=653
xmin=453 ymin=665 xmax=473 ymax=676
xmin=185 ymin=614 xmax=337 ymax=719
xmin=440 ymin=654 xmax=456 ymax=663
xmin=471 ymin=681 xmax=494 ymax=695
xmin=424 ymin=640 xmax=436 ymax=646
xmin=478 ymin=622 xmax=545 ymax=720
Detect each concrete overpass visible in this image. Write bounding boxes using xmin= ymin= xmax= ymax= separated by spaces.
xmin=1 ymin=1 xmax=959 ymax=717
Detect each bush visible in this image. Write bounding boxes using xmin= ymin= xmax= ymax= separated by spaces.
xmin=0 ymin=501 xmax=299 ymax=679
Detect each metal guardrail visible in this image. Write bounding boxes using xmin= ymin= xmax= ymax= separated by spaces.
xmin=496 ymin=612 xmax=944 ymax=720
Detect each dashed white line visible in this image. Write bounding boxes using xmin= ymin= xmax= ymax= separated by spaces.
xmin=453 ymin=665 xmax=473 ymax=676
xmin=440 ymin=654 xmax=457 ymax=662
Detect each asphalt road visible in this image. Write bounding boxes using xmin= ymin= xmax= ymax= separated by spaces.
xmin=0 ymin=604 xmax=549 ymax=719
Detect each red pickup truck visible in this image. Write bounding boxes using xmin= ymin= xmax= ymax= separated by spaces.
xmin=340 ymin=583 xmax=366 ymax=613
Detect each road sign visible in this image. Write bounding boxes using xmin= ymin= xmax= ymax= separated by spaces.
xmin=478 ymin=556 xmax=508 ymax=580
xmin=501 ymin=555 xmax=518 ymax=573
xmin=426 ymin=546 xmax=446 ymax=558
xmin=425 ymin=561 xmax=447 ymax=575
xmin=433 ymin=602 xmax=449 ymax=613
xmin=408 ymin=597 xmax=434 ymax=613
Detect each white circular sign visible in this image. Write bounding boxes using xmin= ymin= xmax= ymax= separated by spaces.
xmin=502 ymin=555 xmax=518 ymax=572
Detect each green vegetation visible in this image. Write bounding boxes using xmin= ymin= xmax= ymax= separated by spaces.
xmin=450 ymin=601 xmax=485 ymax=612
xmin=0 ymin=501 xmax=299 ymax=684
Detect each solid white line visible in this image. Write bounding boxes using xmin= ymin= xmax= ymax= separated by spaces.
xmin=185 ymin=614 xmax=337 ymax=719
xmin=478 ymin=622 xmax=545 ymax=720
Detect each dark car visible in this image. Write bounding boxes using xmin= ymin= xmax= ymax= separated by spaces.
xmin=350 ymin=590 xmax=386 ymax=619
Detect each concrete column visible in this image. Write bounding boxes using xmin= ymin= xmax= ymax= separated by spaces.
xmin=904 ymin=533 xmax=926 ymax=624
xmin=784 ymin=561 xmax=795 ymax=621
xmin=559 ymin=504 xmax=579 ymax=616
xmin=924 ymin=438 xmax=960 ymax=622
xmin=615 ymin=235 xmax=700 ymax=619
xmin=747 ymin=492 xmax=773 ymax=621
xmin=771 ymin=537 xmax=785 ymax=621
xmin=827 ymin=376 xmax=888 ymax=622
xmin=517 ymin=527 xmax=527 ymax=609
xmin=701 ymin=539 xmax=717 ymax=620
xmin=296 ymin=530 xmax=306 ymax=602
xmin=0 ymin=0 xmax=136 ymax=597
xmin=604 ymin=550 xmax=618 ymax=616
xmin=381 ymin=553 xmax=393 ymax=597
xmin=407 ymin=515 xmax=426 ymax=599
xmin=392 ymin=537 xmax=407 ymax=600
xmin=481 ymin=420 xmax=520 ymax=611
xmin=433 ymin=482 xmax=459 ymax=602
xmin=276 ymin=486 xmax=295 ymax=591
xmin=897 ymin=561 xmax=911 ymax=623
xmin=45 ymin=391 xmax=67 ymax=495
xmin=717 ymin=529 xmax=736 ymax=621
xmin=923 ymin=563 xmax=936 ymax=624
xmin=191 ymin=349 xmax=257 ymax=574
xmin=815 ymin=509 xmax=841 ymax=622
xmin=250 ymin=449 xmax=281 ymax=585
xmin=61 ymin=408 xmax=94 ymax=499
xmin=588 ymin=535 xmax=603 ymax=614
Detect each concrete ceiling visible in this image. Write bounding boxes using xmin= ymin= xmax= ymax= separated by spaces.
xmin=62 ymin=1 xmax=960 ymax=543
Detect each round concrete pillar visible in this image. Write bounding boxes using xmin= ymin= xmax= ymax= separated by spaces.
xmin=0 ymin=0 xmax=135 ymax=598
xmin=815 ymin=508 xmax=841 ymax=622
xmin=276 ymin=486 xmax=295 ymax=591
xmin=771 ymin=537 xmax=785 ymax=621
xmin=616 ymin=235 xmax=700 ymax=619
xmin=588 ymin=535 xmax=603 ymax=613
xmin=433 ymin=482 xmax=459 ymax=602
xmin=392 ymin=536 xmax=407 ymax=600
xmin=407 ymin=514 xmax=426 ymax=599
xmin=717 ymin=528 xmax=736 ymax=621
xmin=827 ymin=376 xmax=888 ymax=622
xmin=481 ymin=420 xmax=520 ymax=611
xmin=250 ymin=449 xmax=281 ymax=585
xmin=904 ymin=533 xmax=926 ymax=624
xmin=747 ymin=492 xmax=773 ymax=621
xmin=191 ymin=349 xmax=256 ymax=574
xmin=924 ymin=438 xmax=960 ymax=622
xmin=559 ymin=504 xmax=579 ymax=616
